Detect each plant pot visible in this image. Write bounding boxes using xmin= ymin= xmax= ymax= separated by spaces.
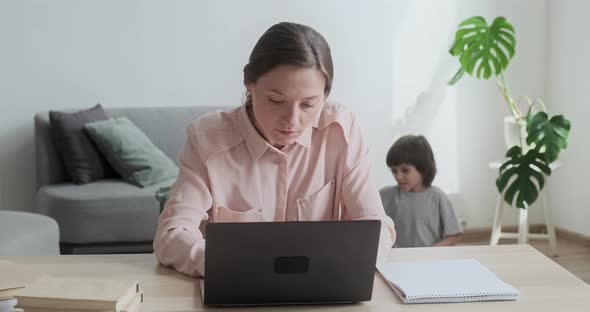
xmin=503 ymin=116 xmax=529 ymax=153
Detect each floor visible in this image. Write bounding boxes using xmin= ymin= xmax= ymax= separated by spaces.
xmin=458 ymin=234 xmax=590 ymax=284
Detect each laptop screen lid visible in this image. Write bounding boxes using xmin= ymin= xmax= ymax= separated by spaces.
xmin=203 ymin=220 xmax=381 ymax=306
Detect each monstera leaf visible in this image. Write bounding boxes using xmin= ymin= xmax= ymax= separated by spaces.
xmin=449 ymin=16 xmax=516 ymax=85
xmin=496 ymin=146 xmax=551 ymax=209
xmin=447 ymin=15 xmax=573 ymax=210
xmin=526 ymin=112 xmax=571 ymax=163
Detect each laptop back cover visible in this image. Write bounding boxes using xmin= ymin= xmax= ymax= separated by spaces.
xmin=204 ymin=220 xmax=381 ymax=306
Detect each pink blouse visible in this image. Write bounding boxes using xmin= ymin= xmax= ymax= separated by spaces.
xmin=153 ymin=102 xmax=396 ymax=276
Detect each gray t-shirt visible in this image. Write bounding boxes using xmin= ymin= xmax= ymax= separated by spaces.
xmin=379 ymin=185 xmax=462 ymax=248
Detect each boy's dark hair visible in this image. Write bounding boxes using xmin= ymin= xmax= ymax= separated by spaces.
xmin=386 ymin=135 xmax=437 ymax=187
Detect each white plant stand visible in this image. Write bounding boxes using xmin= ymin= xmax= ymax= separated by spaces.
xmin=488 ymin=161 xmax=560 ymax=256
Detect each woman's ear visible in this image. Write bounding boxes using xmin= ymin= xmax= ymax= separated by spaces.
xmin=245 ymin=82 xmax=254 ymax=96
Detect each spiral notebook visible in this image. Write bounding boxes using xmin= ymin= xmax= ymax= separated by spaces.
xmin=377 ymin=258 xmax=519 ymax=304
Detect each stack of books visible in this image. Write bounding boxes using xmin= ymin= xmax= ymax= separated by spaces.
xmin=0 ymin=260 xmax=43 ymax=312
xmin=14 ymin=277 xmax=143 ymax=312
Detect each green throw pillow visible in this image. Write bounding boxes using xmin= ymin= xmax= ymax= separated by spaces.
xmin=84 ymin=117 xmax=178 ymax=187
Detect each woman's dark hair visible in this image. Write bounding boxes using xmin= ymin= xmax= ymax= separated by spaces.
xmin=386 ymin=135 xmax=437 ymax=187
xmin=243 ymin=22 xmax=333 ymax=105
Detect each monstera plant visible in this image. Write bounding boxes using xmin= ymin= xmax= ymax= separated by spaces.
xmin=448 ymin=16 xmax=571 ymax=209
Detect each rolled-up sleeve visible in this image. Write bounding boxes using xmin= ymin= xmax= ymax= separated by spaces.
xmin=153 ymin=126 xmax=211 ymax=277
xmin=339 ymin=116 xmax=396 ymax=263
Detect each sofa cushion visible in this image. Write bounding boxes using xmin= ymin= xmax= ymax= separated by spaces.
xmin=49 ymin=104 xmax=117 ymax=184
xmin=35 ymin=179 xmax=175 ymax=244
xmin=85 ymin=117 xmax=178 ymax=187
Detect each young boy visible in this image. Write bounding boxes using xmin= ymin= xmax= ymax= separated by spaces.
xmin=380 ymin=135 xmax=462 ymax=247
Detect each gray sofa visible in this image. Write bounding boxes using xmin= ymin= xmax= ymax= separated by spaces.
xmin=34 ymin=106 xmax=232 ymax=254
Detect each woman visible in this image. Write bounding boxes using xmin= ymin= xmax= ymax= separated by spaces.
xmin=153 ymin=22 xmax=396 ymax=277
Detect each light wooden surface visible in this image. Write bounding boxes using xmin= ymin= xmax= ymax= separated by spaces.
xmin=461 ymin=231 xmax=590 ymax=284
xmin=4 ymin=245 xmax=590 ymax=311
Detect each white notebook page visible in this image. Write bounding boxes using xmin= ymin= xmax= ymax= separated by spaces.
xmin=377 ymin=258 xmax=519 ymax=303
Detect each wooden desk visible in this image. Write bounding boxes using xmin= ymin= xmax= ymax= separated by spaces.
xmin=4 ymin=245 xmax=590 ymax=311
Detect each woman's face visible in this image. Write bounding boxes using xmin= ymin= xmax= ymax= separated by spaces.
xmin=247 ymin=65 xmax=326 ymax=149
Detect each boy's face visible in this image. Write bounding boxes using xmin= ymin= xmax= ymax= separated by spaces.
xmin=390 ymin=163 xmax=425 ymax=192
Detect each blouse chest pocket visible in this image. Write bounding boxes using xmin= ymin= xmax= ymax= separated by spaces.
xmin=211 ymin=206 xmax=262 ymax=223
xmin=296 ymin=180 xmax=336 ymax=221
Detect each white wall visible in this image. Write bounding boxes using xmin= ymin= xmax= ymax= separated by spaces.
xmin=0 ymin=0 xmax=556 ymax=230
xmin=546 ymin=0 xmax=590 ymax=236
xmin=0 ymin=0 xmax=396 ymax=213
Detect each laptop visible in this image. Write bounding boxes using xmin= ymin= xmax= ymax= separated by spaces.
xmin=202 ymin=220 xmax=381 ymax=306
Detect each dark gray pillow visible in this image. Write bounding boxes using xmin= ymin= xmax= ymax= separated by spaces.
xmin=84 ymin=117 xmax=178 ymax=187
xmin=49 ymin=104 xmax=117 ymax=184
